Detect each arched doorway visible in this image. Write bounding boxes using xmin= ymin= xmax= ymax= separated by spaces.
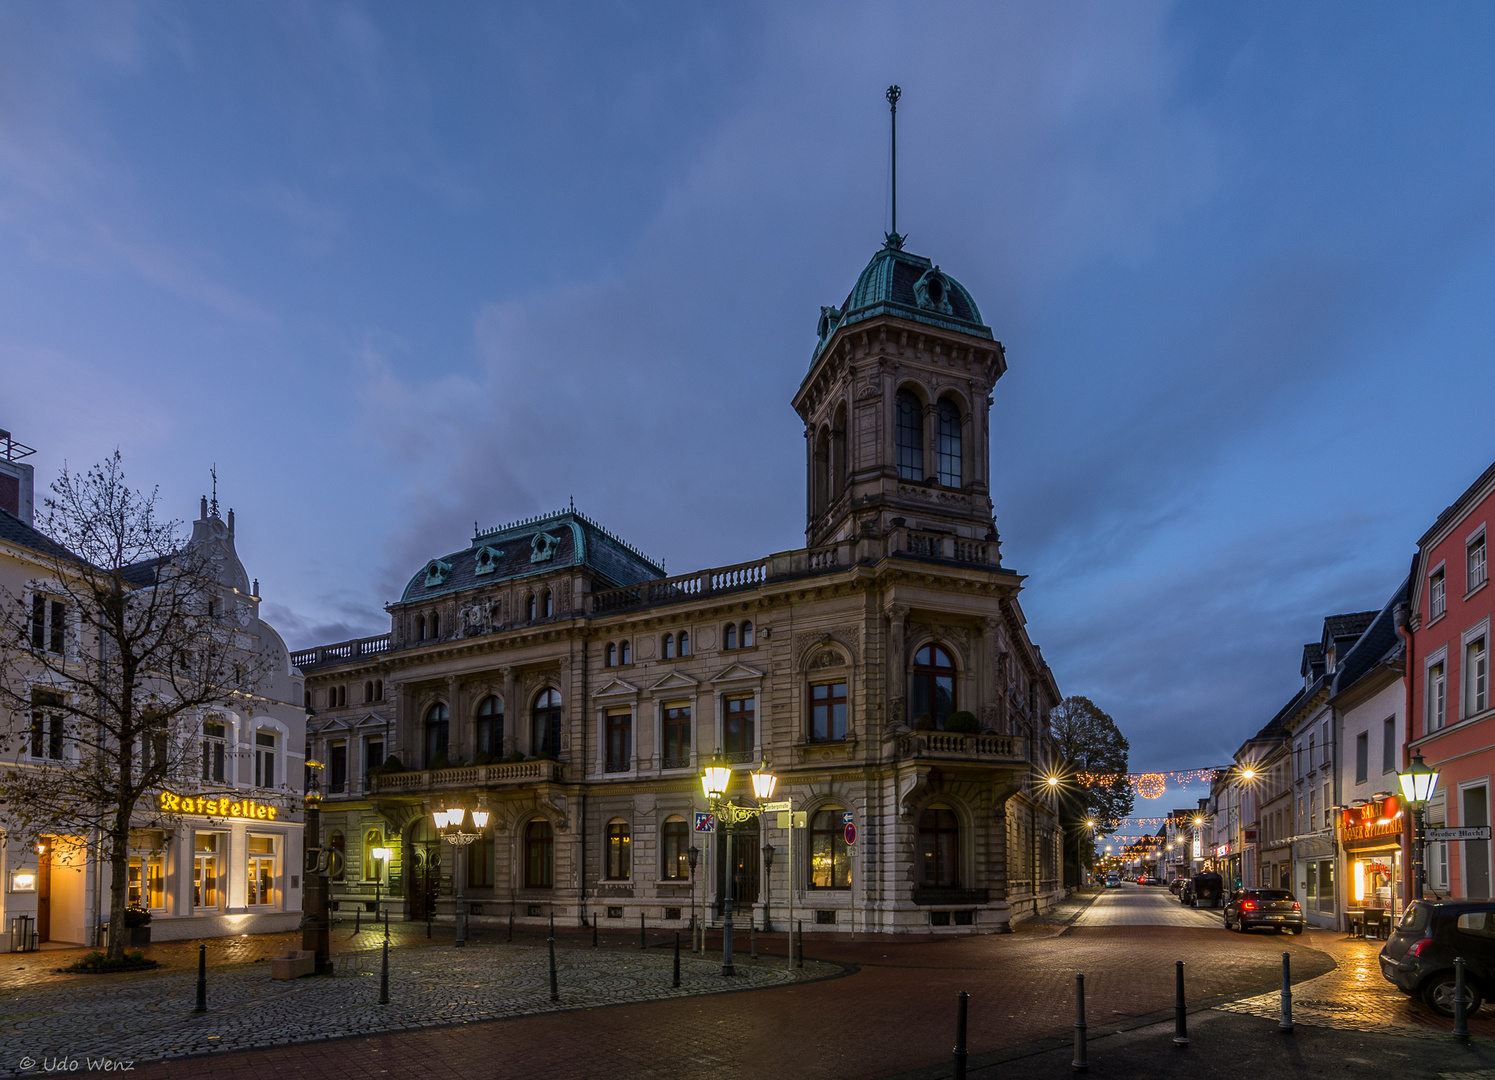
xmin=407 ymin=817 xmax=442 ymax=920
xmin=714 ymin=817 xmax=760 ymax=918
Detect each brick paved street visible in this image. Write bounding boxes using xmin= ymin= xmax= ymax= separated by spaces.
xmin=1072 ymin=883 xmax=1228 ymax=928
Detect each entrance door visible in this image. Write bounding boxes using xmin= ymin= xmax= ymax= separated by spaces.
xmin=409 ymin=844 xmax=441 ymax=919
xmin=37 ymin=843 xmax=52 ymax=943
xmin=714 ymin=819 xmax=760 ymax=917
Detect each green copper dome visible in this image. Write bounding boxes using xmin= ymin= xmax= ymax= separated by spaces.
xmin=812 ymin=238 xmax=991 ymax=364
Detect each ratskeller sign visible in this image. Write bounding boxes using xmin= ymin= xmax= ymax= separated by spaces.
xmin=158 ymin=791 xmax=281 ymax=820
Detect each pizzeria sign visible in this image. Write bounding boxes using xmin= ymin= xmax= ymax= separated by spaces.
xmin=1339 ymin=795 xmax=1403 ymax=843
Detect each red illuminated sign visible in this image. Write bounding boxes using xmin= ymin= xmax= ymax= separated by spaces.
xmin=1339 ymin=795 xmax=1404 ymax=844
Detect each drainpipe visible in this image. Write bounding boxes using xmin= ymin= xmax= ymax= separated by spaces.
xmin=1396 ymin=586 xmax=1416 ymax=907
xmin=578 ymin=634 xmax=588 ymax=925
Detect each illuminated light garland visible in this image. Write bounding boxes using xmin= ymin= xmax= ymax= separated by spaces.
xmin=1134 ymin=773 xmax=1166 ymax=800
xmin=1075 ymin=766 xmax=1224 ymax=790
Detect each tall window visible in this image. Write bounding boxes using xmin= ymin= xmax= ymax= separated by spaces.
xmin=1468 ymin=636 xmax=1489 ymax=716
xmin=417 ymin=615 xmax=426 ymax=641
xmin=525 ymin=819 xmax=554 ymax=887
xmin=726 ymin=695 xmax=755 ymax=759
xmin=810 ymin=682 xmax=846 ymax=742
xmin=246 ymin=836 xmax=277 ymax=906
xmin=679 ymin=630 xmax=691 ymax=656
xmin=29 ymin=689 xmax=64 ymax=760
xmin=526 ymin=595 xmax=537 ymax=621
xmin=254 ymin=730 xmax=277 ymax=787
xmin=533 ymin=689 xmax=562 ymax=756
xmin=605 ymin=710 xmax=632 ymax=772
xmin=329 ymin=741 xmax=348 ymax=793
xmin=935 ymin=399 xmax=962 ymax=487
xmin=365 ymin=737 xmax=385 ymax=777
xmin=1383 ymin=717 xmax=1396 ymax=775
xmin=128 ymin=848 xmax=166 ymax=910
xmin=910 ymin=645 xmax=956 ymax=729
xmin=810 ymin=807 xmax=851 ymax=889
xmin=425 ymin=703 xmax=450 ymax=767
xmin=30 ymin=595 xmax=66 ymax=654
xmin=606 ymin=819 xmax=631 ymax=879
xmin=662 ymin=816 xmax=690 ymax=880
xmin=363 ymin=829 xmax=385 ymax=881
xmin=724 ymin=623 xmax=737 ymax=650
xmin=1355 ymin=732 xmax=1368 ymax=784
xmin=741 ymin=622 xmax=753 ymax=647
xmin=1430 ymin=661 xmax=1447 ymax=730
xmin=663 ymin=633 xmax=675 ymax=659
xmin=193 ymin=833 xmax=220 ymax=910
xmin=918 ymin=807 xmax=960 ymax=887
xmin=431 ymin=612 xmax=440 ymax=638
xmin=606 ymin=642 xmax=617 ymax=666
xmin=542 ymin=591 xmax=553 ymax=618
xmin=619 ymin=640 xmax=631 ymax=665
xmin=895 ymin=390 xmax=923 ymax=481
xmin=663 ymin=704 xmax=691 ymax=769
xmin=375 ymin=679 xmax=383 ymax=701
xmin=476 ymin=696 xmax=504 ymax=758
xmin=1471 ymin=535 xmax=1488 ymax=593
xmin=468 ymin=835 xmax=494 ymax=887
xmin=1431 ymin=568 xmax=1447 ymax=620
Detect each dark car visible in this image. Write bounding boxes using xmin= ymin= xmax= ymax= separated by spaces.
xmin=1222 ymin=888 xmax=1306 ymax=934
xmin=1186 ymin=872 xmax=1224 ymax=909
xmin=1169 ymin=878 xmax=1185 ymax=895
xmin=1380 ymin=901 xmax=1495 ymax=1017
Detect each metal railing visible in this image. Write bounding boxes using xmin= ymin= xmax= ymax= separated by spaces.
xmin=369 ymin=759 xmax=563 ymax=793
xmin=291 ymin=633 xmax=392 ymax=670
xmin=896 ymin=732 xmax=1025 ymax=761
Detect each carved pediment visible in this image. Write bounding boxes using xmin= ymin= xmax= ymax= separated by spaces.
xmin=354 ymin=713 xmax=386 ymax=728
xmin=710 ymin=662 xmax=764 ymax=684
xmin=648 ymin=670 xmax=700 ymax=693
xmin=591 ymin=677 xmax=641 ymax=699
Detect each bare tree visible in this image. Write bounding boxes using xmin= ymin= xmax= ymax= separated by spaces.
xmin=0 ymin=453 xmax=263 ymax=957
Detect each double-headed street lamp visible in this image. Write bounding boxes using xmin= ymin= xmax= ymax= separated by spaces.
xmin=701 ymin=755 xmax=777 ymax=976
xmin=1398 ymin=753 xmax=1441 ymax=901
xmin=434 ymin=803 xmax=490 ymax=947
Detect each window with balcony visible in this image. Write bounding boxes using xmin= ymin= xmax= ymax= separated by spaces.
xmin=810 ymin=683 xmax=846 ymax=742
xmin=662 ymin=816 xmax=690 ymax=880
xmin=525 ymin=819 xmax=554 ymax=888
xmin=725 ymin=696 xmax=755 ymax=760
xmin=605 ymin=819 xmax=631 ymax=880
xmin=810 ymin=807 xmax=851 ymax=889
xmin=605 ymin=710 xmax=632 ymax=772
xmin=910 ymin=645 xmax=956 ymax=729
xmin=1431 ymin=567 xmax=1447 ymax=620
xmin=532 ymin=689 xmax=562 ymax=757
xmin=424 ymin=703 xmax=450 ymax=768
xmin=663 ymin=703 xmax=691 ymax=769
xmin=918 ymin=807 xmax=960 ymax=887
xmin=476 ymin=695 xmax=503 ymax=759
xmin=895 ymin=390 xmax=923 ymax=481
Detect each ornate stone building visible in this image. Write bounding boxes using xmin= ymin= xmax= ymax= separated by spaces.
xmin=299 ymin=235 xmax=1064 ymax=934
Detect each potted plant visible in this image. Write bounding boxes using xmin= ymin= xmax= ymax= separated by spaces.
xmin=945 ymin=710 xmax=979 ymax=735
xmin=123 ymin=906 xmax=152 ymax=947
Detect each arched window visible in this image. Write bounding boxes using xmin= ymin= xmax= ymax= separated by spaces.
xmin=919 ymin=806 xmax=960 ymax=887
xmin=532 ymin=688 xmax=562 ymax=757
xmin=662 ymin=815 xmax=690 ymax=880
xmin=430 ymin=612 xmax=440 ymax=638
xmin=329 ymin=831 xmax=346 ymax=881
xmin=935 ymin=398 xmax=962 ymax=487
xmin=362 ymin=829 xmax=385 ymax=881
xmin=619 ymin=640 xmax=631 ymax=665
xmin=364 ymin=681 xmax=373 ymax=703
xmin=542 ymin=591 xmax=553 ymax=618
xmin=911 ymin=644 xmax=956 ymax=729
xmin=605 ymin=818 xmax=631 ymax=880
xmin=679 ymin=630 xmax=690 ymax=656
xmin=525 ymin=819 xmax=554 ymax=888
xmin=526 ymin=594 xmax=537 ymax=621
xmin=424 ymin=702 xmax=450 ymax=767
xmin=663 ymin=633 xmax=675 ymax=659
xmin=338 ymin=685 xmax=347 ymax=707
xmin=896 ymin=389 xmax=924 ymax=481
xmin=814 ymin=426 xmax=831 ymax=517
xmin=417 ymin=615 xmax=426 ymax=641
xmin=741 ymin=621 xmax=753 ymax=647
xmin=605 ymin=642 xmax=616 ymax=667
xmin=476 ymin=696 xmax=503 ymax=758
xmin=810 ymin=807 xmax=851 ymax=889
xmin=375 ymin=679 xmax=383 ymax=701
xmin=724 ymin=623 xmax=737 ymax=650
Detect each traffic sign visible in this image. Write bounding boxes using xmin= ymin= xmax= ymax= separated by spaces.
xmin=842 ymin=811 xmax=854 ymax=825
xmin=844 ymin=822 xmax=857 ymax=845
xmin=693 ymin=812 xmax=716 ymax=833
xmin=1428 ymin=826 xmax=1491 ymax=841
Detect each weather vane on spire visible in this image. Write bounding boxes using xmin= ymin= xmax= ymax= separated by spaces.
xmin=209 ymin=464 xmax=219 ymax=518
xmin=885 ymin=84 xmax=905 ymax=250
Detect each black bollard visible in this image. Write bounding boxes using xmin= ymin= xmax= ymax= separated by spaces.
xmin=426 ymin=909 xmax=432 ymax=939
xmin=1072 ymin=973 xmax=1089 ymax=1072
xmin=1173 ymin=960 xmax=1189 ymax=1046
xmin=1454 ymin=957 xmax=1471 ymax=1040
xmin=953 ymin=990 xmax=969 ymax=1080
xmin=355 ymin=907 xmax=361 ymax=935
xmin=751 ymin=923 xmax=757 ymax=960
xmin=378 ymin=933 xmax=390 ymax=1006
xmin=593 ymin=920 xmax=599 ymax=948
xmin=1279 ymin=952 xmax=1293 ymax=1033
xmin=673 ymin=930 xmax=681 ymax=988
xmin=508 ymin=911 xmax=514 ymax=943
xmin=548 ymin=926 xmax=559 ymax=1003
xmin=641 ymin=911 xmax=647 ymax=950
xmin=797 ymin=920 xmax=804 ymax=969
xmin=193 ymin=943 xmax=207 ymax=1013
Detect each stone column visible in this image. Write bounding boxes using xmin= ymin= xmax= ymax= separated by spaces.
xmin=447 ymin=676 xmax=461 ymax=761
xmin=501 ymin=668 xmax=518 ymax=757
xmin=886 ymin=604 xmax=909 ymax=732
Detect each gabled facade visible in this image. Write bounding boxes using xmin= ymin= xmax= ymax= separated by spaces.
xmin=301 ymin=238 xmax=1066 ymax=935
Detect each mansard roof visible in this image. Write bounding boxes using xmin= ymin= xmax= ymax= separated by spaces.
xmin=398 ymin=508 xmax=664 ymax=604
xmin=1331 ymin=579 xmax=1409 ymax=698
xmin=810 ymin=239 xmax=992 ymax=366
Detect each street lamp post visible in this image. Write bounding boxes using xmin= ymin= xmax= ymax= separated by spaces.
xmin=762 ymin=843 xmax=776 ymax=933
xmin=435 ymin=804 xmax=490 ymax=947
xmin=1398 ymin=753 xmax=1441 ymax=902
xmin=371 ymin=846 xmax=390 ymax=922
xmin=687 ymin=845 xmax=701 ymax=953
xmin=701 ymin=756 xmax=777 ymax=977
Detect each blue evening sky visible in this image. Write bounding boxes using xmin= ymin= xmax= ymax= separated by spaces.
xmin=4 ymin=3 xmax=1493 ymax=825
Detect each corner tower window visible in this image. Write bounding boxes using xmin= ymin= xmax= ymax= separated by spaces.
xmin=911 ymin=644 xmax=956 ymax=729
xmin=896 ymin=390 xmax=924 ymax=481
xmin=425 ymin=703 xmax=450 ymax=768
xmin=918 ymin=807 xmax=960 ymax=888
xmin=476 ymin=696 xmax=504 ymax=759
xmin=935 ymin=399 xmax=962 ymax=487
xmin=533 ymin=689 xmax=562 ymax=757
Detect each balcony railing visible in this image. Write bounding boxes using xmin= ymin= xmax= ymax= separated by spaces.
xmin=291 ymin=633 xmax=392 ymax=670
xmin=896 ymin=732 xmax=1026 ymax=763
xmin=369 ymin=759 xmax=563 ymax=793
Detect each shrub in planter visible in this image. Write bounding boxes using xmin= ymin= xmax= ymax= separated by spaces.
xmin=429 ymin=753 xmax=451 ymax=771
xmin=913 ymin=713 xmax=936 ymax=732
xmin=945 ymin=710 xmax=979 ymax=735
xmin=122 ymin=906 xmax=152 ymax=928
xmin=472 ymin=751 xmax=491 ymax=766
xmin=378 ymin=754 xmax=404 ymax=774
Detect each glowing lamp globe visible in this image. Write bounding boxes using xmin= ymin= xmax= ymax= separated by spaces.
xmin=470 ymin=809 xmax=490 ymax=829
xmin=702 ymin=757 xmax=731 ymax=801
xmin=751 ymin=767 xmax=778 ymax=801
xmin=371 ymin=846 xmax=391 ymax=862
xmin=1398 ymin=754 xmax=1440 ymax=804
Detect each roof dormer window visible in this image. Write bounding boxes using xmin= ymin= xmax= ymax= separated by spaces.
xmin=424 ymin=559 xmax=452 ymax=588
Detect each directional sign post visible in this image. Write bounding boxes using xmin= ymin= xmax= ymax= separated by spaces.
xmin=693 ymin=811 xmax=716 ymax=834
xmin=842 ymin=811 xmax=854 ymax=825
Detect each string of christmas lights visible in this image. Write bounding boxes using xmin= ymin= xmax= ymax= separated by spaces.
xmin=1073 ymin=766 xmax=1226 ymax=801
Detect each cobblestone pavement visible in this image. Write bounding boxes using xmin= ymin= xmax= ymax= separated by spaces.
xmin=0 ymin=932 xmax=840 ymax=1076
xmin=109 ymin=922 xmax=1332 ymax=1080
xmin=1218 ymin=929 xmax=1495 ymax=1040
xmin=1072 ymin=883 xmax=1228 ymax=928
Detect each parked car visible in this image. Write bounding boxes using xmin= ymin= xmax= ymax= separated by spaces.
xmin=1105 ymin=874 xmax=1120 ymax=888
xmin=1380 ymin=900 xmax=1495 ymax=1017
xmin=1169 ymin=878 xmax=1185 ymax=895
xmin=1222 ymin=889 xmax=1306 ymax=934
xmin=1186 ymin=872 xmax=1224 ymax=909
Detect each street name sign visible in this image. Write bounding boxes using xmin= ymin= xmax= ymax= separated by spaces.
xmin=1428 ymin=826 xmax=1492 ymax=841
